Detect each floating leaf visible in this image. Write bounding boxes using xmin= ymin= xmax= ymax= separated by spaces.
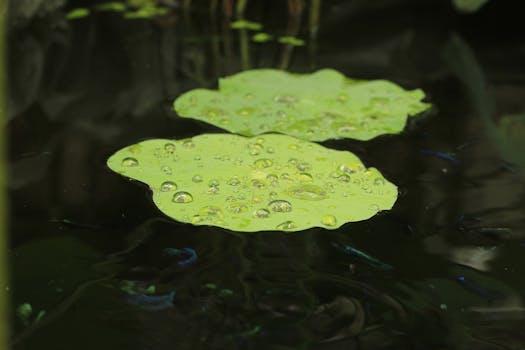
xmin=231 ymin=20 xmax=263 ymax=31
xmin=66 ymin=8 xmax=90 ymax=19
xmin=173 ymin=69 xmax=430 ymax=142
xmin=252 ymin=32 xmax=273 ymax=43
xmin=278 ymin=36 xmax=305 ymax=46
xmin=452 ymin=0 xmax=490 ymax=13
xmin=107 ymin=134 xmax=397 ymax=232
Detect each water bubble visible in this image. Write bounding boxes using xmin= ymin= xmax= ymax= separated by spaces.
xmin=338 ymin=163 xmax=356 ymax=174
xmin=269 ymin=191 xmax=278 ymax=199
xmin=373 ymin=178 xmax=386 ymax=186
xmin=337 ymin=125 xmax=356 ymax=134
xmin=192 ymin=175 xmax=203 ymax=183
xmin=287 ymin=184 xmax=328 ymax=201
xmin=227 ymin=203 xmax=248 ymax=214
xmin=254 ymin=208 xmax=270 ymax=218
xmin=161 ymin=165 xmax=173 ymax=175
xmin=337 ymin=174 xmax=351 ymax=183
xmin=237 ymin=108 xmax=254 ymax=117
xmin=274 ymin=95 xmax=298 ymax=103
xmin=361 ymin=185 xmax=372 ymax=194
xmin=251 ymin=179 xmax=266 ymax=189
xmin=182 ymin=140 xmax=195 ymax=148
xmin=164 ymin=143 xmax=176 ymax=153
xmin=227 ymin=177 xmax=241 ymax=186
xmin=194 ymin=156 xmax=201 ymax=161
xmin=268 ymin=200 xmax=292 ymax=212
xmin=296 ymin=162 xmax=311 ymax=172
xmin=369 ymin=204 xmax=380 ymax=212
xmin=288 ymin=144 xmax=299 ymax=150
xmin=280 ymin=173 xmax=292 ymax=182
xmin=298 ymin=173 xmax=313 ymax=182
xmin=266 ymin=174 xmax=278 ymax=182
xmin=191 ymin=215 xmax=204 ymax=223
xmin=128 ymin=145 xmax=142 ymax=154
xmin=172 ymin=191 xmax=193 ymax=203
xmin=266 ymin=147 xmax=275 ymax=154
xmin=288 ymin=158 xmax=298 ymax=166
xmin=254 ymin=158 xmax=273 ymax=169
xmin=208 ymin=185 xmax=220 ymax=194
xmin=122 ymin=157 xmax=139 ymax=167
xmin=255 ymin=137 xmax=265 ymax=144
xmin=276 ymin=221 xmax=297 ymax=230
xmin=226 ymin=196 xmax=237 ymax=202
xmin=276 ymin=110 xmax=287 ymax=118
xmin=321 ymin=215 xmax=337 ymax=227
xmin=247 ymin=143 xmax=263 ymax=156
xmin=208 ymin=179 xmax=220 ymax=187
xmin=206 ymin=108 xmax=223 ymax=119
xmin=160 ymin=181 xmax=177 ymax=192
xmin=199 ymin=206 xmax=223 ymax=217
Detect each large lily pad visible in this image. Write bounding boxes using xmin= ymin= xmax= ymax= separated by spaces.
xmin=173 ymin=69 xmax=430 ymax=142
xmin=107 ymin=134 xmax=397 ymax=232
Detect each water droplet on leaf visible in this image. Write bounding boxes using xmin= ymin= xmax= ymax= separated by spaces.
xmin=122 ymin=157 xmax=139 ymax=167
xmin=160 ymin=181 xmax=177 ymax=192
xmin=321 ymin=215 xmax=337 ymax=227
xmin=268 ymin=200 xmax=292 ymax=212
xmin=172 ymin=191 xmax=193 ymax=203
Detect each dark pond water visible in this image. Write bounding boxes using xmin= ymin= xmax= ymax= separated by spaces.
xmin=7 ymin=1 xmax=525 ymax=349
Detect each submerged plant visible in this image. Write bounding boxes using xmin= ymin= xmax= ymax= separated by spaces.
xmin=174 ymin=69 xmax=430 ymax=142
xmin=107 ymin=134 xmax=397 ymax=232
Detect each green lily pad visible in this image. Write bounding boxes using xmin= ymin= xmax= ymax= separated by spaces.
xmin=231 ymin=20 xmax=263 ymax=31
xmin=107 ymin=134 xmax=397 ymax=232
xmin=252 ymin=32 xmax=273 ymax=43
xmin=173 ymin=69 xmax=430 ymax=142
xmin=66 ymin=8 xmax=90 ymax=19
xmin=278 ymin=36 xmax=305 ymax=46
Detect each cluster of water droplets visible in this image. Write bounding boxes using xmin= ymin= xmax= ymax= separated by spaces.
xmin=114 ymin=134 xmax=393 ymax=231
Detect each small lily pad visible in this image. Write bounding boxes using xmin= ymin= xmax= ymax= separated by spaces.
xmin=252 ymin=32 xmax=273 ymax=43
xmin=173 ymin=69 xmax=430 ymax=142
xmin=107 ymin=134 xmax=397 ymax=232
xmin=66 ymin=8 xmax=90 ymax=20
xmin=231 ymin=20 xmax=263 ymax=31
xmin=278 ymin=36 xmax=305 ymax=46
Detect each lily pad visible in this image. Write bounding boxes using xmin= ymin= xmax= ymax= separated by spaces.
xmin=173 ymin=69 xmax=430 ymax=142
xmin=107 ymin=134 xmax=397 ymax=232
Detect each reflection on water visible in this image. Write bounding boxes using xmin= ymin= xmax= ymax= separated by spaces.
xmin=7 ymin=1 xmax=525 ymax=349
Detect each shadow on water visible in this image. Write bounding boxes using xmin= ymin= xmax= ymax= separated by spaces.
xmin=7 ymin=0 xmax=525 ymax=349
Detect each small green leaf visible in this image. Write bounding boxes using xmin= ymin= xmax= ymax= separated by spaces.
xmin=66 ymin=8 xmax=90 ymax=20
xmin=231 ymin=20 xmax=263 ymax=31
xmin=174 ymin=69 xmax=430 ymax=141
xmin=16 ymin=303 xmax=33 ymax=325
xmin=278 ymin=36 xmax=305 ymax=46
xmin=107 ymin=134 xmax=398 ymax=232
xmin=124 ymin=6 xmax=168 ymax=19
xmin=252 ymin=32 xmax=273 ymax=43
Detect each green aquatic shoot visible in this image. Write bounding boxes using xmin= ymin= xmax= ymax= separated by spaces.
xmin=107 ymin=134 xmax=398 ymax=232
xmin=231 ymin=20 xmax=263 ymax=30
xmin=174 ymin=69 xmax=430 ymax=142
xmin=278 ymin=36 xmax=305 ymax=46
xmin=252 ymin=32 xmax=273 ymax=43
xmin=66 ymin=8 xmax=90 ymax=20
